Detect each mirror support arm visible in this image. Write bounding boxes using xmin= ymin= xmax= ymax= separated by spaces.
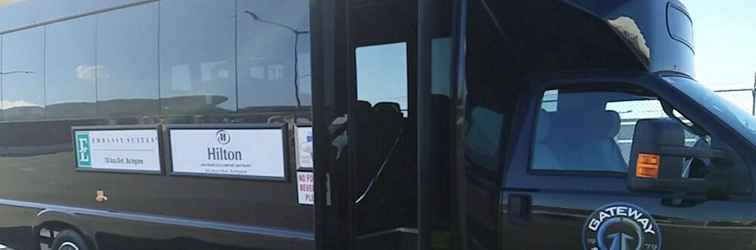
xmin=659 ymin=146 xmax=728 ymax=159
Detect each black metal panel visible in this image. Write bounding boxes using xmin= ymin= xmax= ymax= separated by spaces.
xmin=475 ymin=0 xmax=647 ymax=75
xmin=417 ymin=0 xmax=434 ymax=248
xmin=310 ymin=0 xmax=351 ymax=249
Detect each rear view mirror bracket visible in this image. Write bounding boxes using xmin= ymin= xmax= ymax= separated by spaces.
xmin=659 ymin=145 xmax=730 ymax=161
xmin=628 ymin=118 xmax=736 ymax=198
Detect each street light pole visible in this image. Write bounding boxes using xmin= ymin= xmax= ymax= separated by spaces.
xmin=0 ymin=71 xmax=34 ymax=75
xmin=244 ymin=11 xmax=310 ymax=119
xmin=752 ymin=71 xmax=755 ymax=115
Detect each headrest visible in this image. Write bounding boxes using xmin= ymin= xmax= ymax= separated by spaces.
xmin=354 ymin=100 xmax=372 ymax=111
xmin=432 ymin=94 xmax=451 ymax=107
xmin=536 ymin=110 xmax=551 ymax=142
xmin=374 ymin=102 xmax=401 ymax=113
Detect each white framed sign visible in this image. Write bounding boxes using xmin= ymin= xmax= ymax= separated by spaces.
xmin=73 ymin=127 xmax=161 ymax=173
xmin=168 ymin=126 xmax=287 ymax=180
xmin=296 ymin=126 xmax=314 ymax=169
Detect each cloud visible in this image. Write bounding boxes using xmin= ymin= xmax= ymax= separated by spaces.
xmin=76 ymin=65 xmax=108 ymax=81
xmin=2 ymin=100 xmax=38 ymax=109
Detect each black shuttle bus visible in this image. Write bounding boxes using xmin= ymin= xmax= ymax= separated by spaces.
xmin=0 ymin=0 xmax=755 ymax=250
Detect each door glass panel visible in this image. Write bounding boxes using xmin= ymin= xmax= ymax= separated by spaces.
xmin=432 ymin=37 xmax=452 ymax=96
xmin=465 ymin=107 xmax=503 ymax=171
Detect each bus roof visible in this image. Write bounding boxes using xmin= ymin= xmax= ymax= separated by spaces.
xmin=480 ymin=0 xmax=694 ymax=77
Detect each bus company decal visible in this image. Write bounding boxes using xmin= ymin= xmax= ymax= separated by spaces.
xmin=582 ymin=203 xmax=661 ymax=250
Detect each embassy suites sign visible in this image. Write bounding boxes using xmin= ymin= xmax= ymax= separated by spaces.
xmin=74 ymin=128 xmax=162 ymax=173
xmin=168 ymin=127 xmax=287 ymax=179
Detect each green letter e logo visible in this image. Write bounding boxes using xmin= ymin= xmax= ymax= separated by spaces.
xmin=75 ymin=132 xmax=92 ymax=168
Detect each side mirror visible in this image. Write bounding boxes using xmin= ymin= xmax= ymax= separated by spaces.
xmin=628 ymin=118 xmax=727 ymax=193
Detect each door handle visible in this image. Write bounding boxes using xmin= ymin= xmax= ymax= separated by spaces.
xmin=661 ymin=192 xmax=705 ymax=207
xmin=507 ymin=194 xmax=532 ymax=224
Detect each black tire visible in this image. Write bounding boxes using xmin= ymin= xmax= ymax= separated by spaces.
xmin=51 ymin=230 xmax=90 ymax=250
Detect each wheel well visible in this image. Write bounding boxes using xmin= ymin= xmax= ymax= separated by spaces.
xmin=36 ymin=221 xmax=94 ymax=250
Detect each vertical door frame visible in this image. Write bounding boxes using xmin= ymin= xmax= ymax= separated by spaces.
xmin=416 ymin=0 xmax=435 ymax=248
xmin=449 ymin=0 xmax=469 ymax=248
xmin=311 ymin=0 xmax=350 ymax=249
xmin=417 ymin=0 xmax=469 ymax=249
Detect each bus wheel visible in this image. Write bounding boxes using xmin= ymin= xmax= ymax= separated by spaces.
xmin=51 ymin=230 xmax=89 ymax=250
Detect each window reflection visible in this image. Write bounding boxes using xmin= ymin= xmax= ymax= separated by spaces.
xmin=238 ymin=0 xmax=311 ymax=109
xmin=2 ymin=27 xmax=45 ymax=121
xmin=160 ymin=0 xmax=236 ymax=114
xmin=97 ymin=2 xmax=159 ymax=117
xmin=432 ymin=38 xmax=452 ymax=96
xmin=46 ymin=16 xmax=97 ymax=119
xmin=42 ymin=0 xmax=97 ymax=21
xmin=0 ymin=0 xmax=313 ymax=122
xmin=465 ymin=107 xmax=503 ymax=171
xmin=0 ymin=0 xmax=143 ymax=33
xmin=0 ymin=0 xmax=39 ymax=33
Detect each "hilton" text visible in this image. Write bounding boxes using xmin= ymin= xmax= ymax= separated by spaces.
xmin=207 ymin=147 xmax=243 ymax=161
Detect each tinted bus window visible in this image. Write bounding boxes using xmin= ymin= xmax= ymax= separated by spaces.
xmin=46 ymin=16 xmax=97 ymax=119
xmin=0 ymin=0 xmax=143 ymax=32
xmin=1 ymin=27 xmax=45 ymax=121
xmin=96 ymin=2 xmax=159 ymax=117
xmin=237 ymin=0 xmax=311 ymax=109
xmin=0 ymin=0 xmax=312 ymax=122
xmin=160 ymin=0 xmax=237 ymax=114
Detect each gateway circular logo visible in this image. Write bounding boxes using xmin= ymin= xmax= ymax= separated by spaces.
xmin=216 ymin=130 xmax=231 ymax=145
xmin=583 ymin=203 xmax=661 ymax=250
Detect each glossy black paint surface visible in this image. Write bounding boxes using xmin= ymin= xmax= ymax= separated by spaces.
xmin=0 ymin=117 xmax=315 ymax=249
xmin=595 ymin=0 xmax=696 ymax=77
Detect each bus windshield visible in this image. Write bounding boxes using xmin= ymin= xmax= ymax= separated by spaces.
xmin=665 ymin=76 xmax=756 ymax=146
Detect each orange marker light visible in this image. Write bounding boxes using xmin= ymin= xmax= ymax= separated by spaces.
xmin=636 ymin=153 xmax=660 ymax=179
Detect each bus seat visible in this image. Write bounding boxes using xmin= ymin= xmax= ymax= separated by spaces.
xmin=576 ymin=110 xmax=626 ymax=171
xmin=355 ymin=101 xmax=411 ymax=234
xmin=372 ymin=102 xmax=404 ymax=162
xmin=548 ymin=109 xmax=626 ymax=172
xmin=353 ymin=100 xmax=378 ymax=200
xmin=429 ymin=94 xmax=451 ymax=227
xmin=373 ymin=102 xmax=401 ymax=113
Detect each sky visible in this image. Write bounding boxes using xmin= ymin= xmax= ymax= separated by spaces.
xmin=0 ymin=0 xmax=20 ymax=5
xmin=686 ymin=0 xmax=756 ymax=89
